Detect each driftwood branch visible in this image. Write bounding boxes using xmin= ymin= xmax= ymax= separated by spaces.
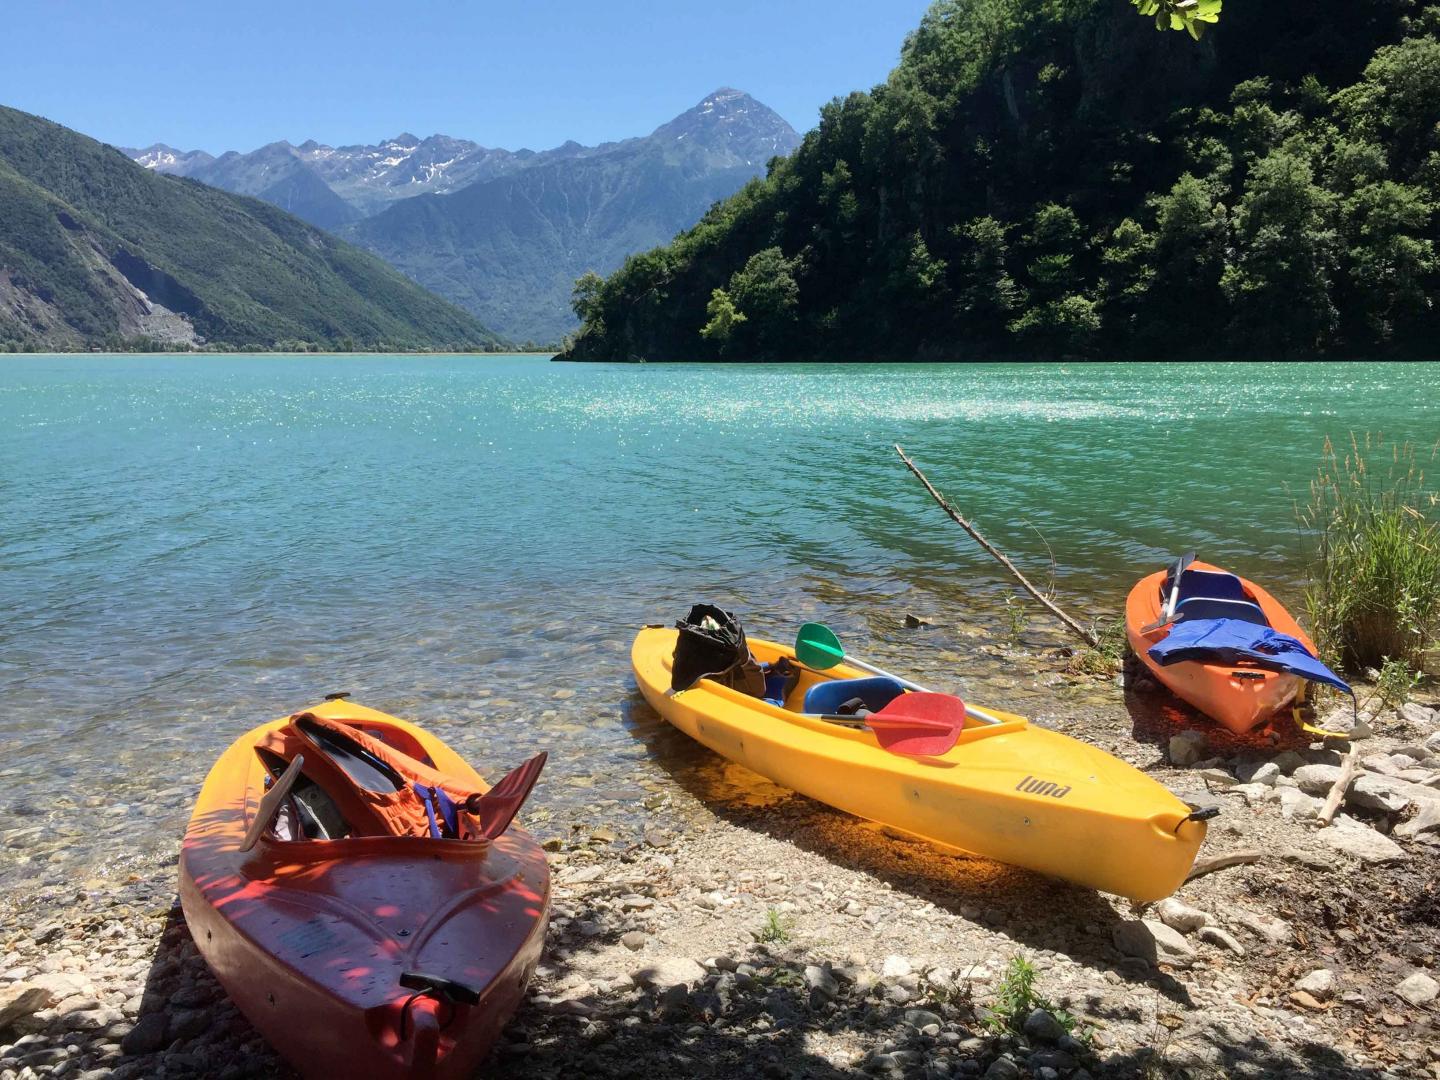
xmin=895 ymin=444 xmax=1100 ymax=647
xmin=1184 ymin=849 xmax=1264 ymax=882
xmin=1318 ymin=745 xmax=1360 ymax=827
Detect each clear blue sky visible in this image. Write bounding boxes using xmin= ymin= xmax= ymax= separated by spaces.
xmin=2 ymin=1 xmax=934 ymax=153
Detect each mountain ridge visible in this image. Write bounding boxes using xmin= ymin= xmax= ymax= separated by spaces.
xmin=337 ymin=89 xmax=802 ymax=342
xmin=0 ymin=105 xmax=500 ymax=352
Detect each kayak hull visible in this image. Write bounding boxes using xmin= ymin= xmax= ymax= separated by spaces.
xmin=1126 ymin=561 xmax=1312 ymax=735
xmin=180 ymin=700 xmax=550 ymax=1080
xmin=633 ymin=628 xmax=1205 ymax=902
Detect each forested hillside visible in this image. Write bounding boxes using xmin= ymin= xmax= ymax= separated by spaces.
xmin=0 ymin=107 xmax=500 ymax=352
xmin=561 ymin=0 xmax=1438 ymax=361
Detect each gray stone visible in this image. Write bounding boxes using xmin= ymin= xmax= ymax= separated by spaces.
xmin=1395 ymin=972 xmax=1438 ymax=1006
xmin=881 ymin=955 xmax=912 ymax=979
xmin=1022 ymin=1008 xmax=1067 ymax=1042
xmin=1198 ymin=926 xmax=1246 ymax=956
xmin=1197 ymin=768 xmax=1238 ymax=787
xmin=1236 ymin=761 xmax=1281 ymax=786
xmin=1394 ymin=801 xmax=1440 ymax=839
xmin=26 ymin=973 xmax=88 ymax=1001
xmin=1278 ymin=787 xmax=1323 ymax=821
xmin=1399 ymin=702 xmax=1438 ymax=727
xmin=1169 ymin=731 xmax=1209 ymax=766
xmin=1348 ymin=774 xmax=1412 ymax=814
xmin=1361 ymin=753 xmax=1408 ymax=777
xmin=804 ymin=965 xmax=840 ymax=999
xmin=1295 ymin=969 xmax=1336 ymax=1001
xmin=1293 ymin=764 xmax=1346 ymax=796
xmin=1271 ymin=750 xmax=1308 ymax=775
xmin=0 ymin=985 xmax=54 ymax=1030
xmin=633 ymin=957 xmax=706 ymax=989
xmin=1231 ymin=782 xmax=1275 ymax=805
xmin=1231 ymin=910 xmax=1293 ymax=945
xmin=1112 ymin=919 xmax=1197 ymax=967
xmin=1154 ymin=898 xmax=1209 ymax=934
xmin=1424 ymin=731 xmax=1440 ymax=753
xmin=119 ymin=1012 xmax=168 ymax=1055
xmin=904 ymin=1008 xmax=943 ymax=1030
xmin=1318 ymin=818 xmax=1406 ymax=864
xmin=619 ymin=931 xmax=648 ymax=951
xmin=983 ymin=1058 xmax=1020 ymax=1080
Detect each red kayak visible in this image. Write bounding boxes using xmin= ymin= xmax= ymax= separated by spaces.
xmin=180 ymin=699 xmax=550 ymax=1079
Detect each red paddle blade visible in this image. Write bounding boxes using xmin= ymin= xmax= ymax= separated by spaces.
xmin=472 ymin=751 xmax=548 ymax=839
xmin=869 ymin=693 xmax=966 ymax=757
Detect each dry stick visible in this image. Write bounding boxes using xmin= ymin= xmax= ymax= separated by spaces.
xmin=1318 ymin=745 xmax=1360 ymax=827
xmin=895 ymin=444 xmax=1100 ymax=648
xmin=1184 ymin=849 xmax=1264 ymax=882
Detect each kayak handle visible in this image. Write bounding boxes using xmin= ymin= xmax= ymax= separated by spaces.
xmin=1176 ymin=806 xmax=1220 ymax=833
xmin=399 ymin=970 xmax=480 ymax=1005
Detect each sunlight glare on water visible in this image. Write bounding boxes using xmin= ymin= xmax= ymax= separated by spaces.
xmin=1 ymin=355 xmax=1435 ymax=885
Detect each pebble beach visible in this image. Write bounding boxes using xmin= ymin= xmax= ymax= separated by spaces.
xmin=3 ymin=658 xmax=1438 ymax=1080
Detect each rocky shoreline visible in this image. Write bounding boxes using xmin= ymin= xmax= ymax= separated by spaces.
xmin=3 ymin=678 xmax=1438 ymax=1080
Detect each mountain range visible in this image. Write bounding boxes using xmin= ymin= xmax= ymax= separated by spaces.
xmin=0 ymin=105 xmax=498 ymax=352
xmin=124 ymin=90 xmax=801 ymax=342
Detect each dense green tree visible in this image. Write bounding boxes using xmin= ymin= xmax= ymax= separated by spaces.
xmin=1222 ymin=148 xmax=1338 ymax=352
xmin=700 ymin=288 xmax=747 ymax=344
xmin=560 ymin=0 xmax=1440 ymax=363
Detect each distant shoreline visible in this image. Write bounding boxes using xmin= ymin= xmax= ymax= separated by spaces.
xmin=0 ymin=350 xmax=560 ymax=358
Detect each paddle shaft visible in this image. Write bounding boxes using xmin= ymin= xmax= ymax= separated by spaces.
xmin=1142 ymin=551 xmax=1198 ymax=633
xmin=835 ymin=654 xmax=1004 ymax=727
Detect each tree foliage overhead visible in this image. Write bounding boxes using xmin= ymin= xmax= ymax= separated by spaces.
xmin=561 ymin=0 xmax=1434 ymax=362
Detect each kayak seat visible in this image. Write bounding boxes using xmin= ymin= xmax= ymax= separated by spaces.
xmin=1170 ymin=569 xmax=1251 ymax=604
xmin=804 ymin=677 xmax=906 ymax=716
xmin=1173 ymin=596 xmax=1269 ymax=627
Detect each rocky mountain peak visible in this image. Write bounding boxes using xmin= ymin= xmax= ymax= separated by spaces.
xmin=651 ymin=88 xmax=801 ymax=163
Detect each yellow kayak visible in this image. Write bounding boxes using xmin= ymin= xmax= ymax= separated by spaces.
xmin=633 ymin=627 xmax=1209 ymax=901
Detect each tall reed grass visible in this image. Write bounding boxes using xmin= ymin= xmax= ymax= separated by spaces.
xmin=1299 ymin=433 xmax=1440 ymax=674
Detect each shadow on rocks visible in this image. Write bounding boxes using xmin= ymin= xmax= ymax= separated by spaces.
xmin=489 ymin=933 xmax=1103 ymax=1080
xmin=111 ymin=904 xmax=287 ymax=1080
xmin=618 ymin=694 xmax=1195 ymax=1008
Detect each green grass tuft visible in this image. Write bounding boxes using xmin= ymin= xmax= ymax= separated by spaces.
xmin=756 ymin=907 xmax=793 ymax=944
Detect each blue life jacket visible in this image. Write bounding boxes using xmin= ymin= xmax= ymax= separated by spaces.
xmin=1148 ymin=618 xmax=1354 ymax=701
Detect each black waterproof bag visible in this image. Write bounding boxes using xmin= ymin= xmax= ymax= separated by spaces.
xmin=671 ymin=604 xmax=766 ymax=697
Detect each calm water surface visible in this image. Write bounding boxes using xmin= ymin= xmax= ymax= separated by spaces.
xmin=2 ymin=356 xmax=1436 ymax=885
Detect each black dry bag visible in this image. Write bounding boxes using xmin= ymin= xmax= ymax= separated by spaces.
xmin=671 ymin=604 xmax=766 ymax=697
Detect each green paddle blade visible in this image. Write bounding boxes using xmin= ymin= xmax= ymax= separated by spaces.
xmin=796 ymin=622 xmax=846 ymax=669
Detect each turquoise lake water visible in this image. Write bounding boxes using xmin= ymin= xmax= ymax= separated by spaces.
xmin=2 ymin=355 xmax=1437 ymax=885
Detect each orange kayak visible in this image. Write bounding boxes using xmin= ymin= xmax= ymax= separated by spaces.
xmin=1126 ymin=560 xmax=1314 ymax=734
xmin=180 ymin=699 xmax=550 ymax=1079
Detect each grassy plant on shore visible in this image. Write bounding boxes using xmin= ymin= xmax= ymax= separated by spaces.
xmin=756 ymin=907 xmax=793 ymax=944
xmin=1375 ymin=655 xmax=1423 ymax=709
xmin=1003 ymin=593 xmax=1030 ymax=643
xmin=1299 ymin=434 xmax=1440 ymax=674
xmin=983 ymin=954 xmax=1078 ymax=1036
xmin=1069 ymin=618 xmax=1128 ymax=676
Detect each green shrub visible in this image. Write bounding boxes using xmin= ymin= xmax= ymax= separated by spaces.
xmin=984 ymin=954 xmax=1079 ymax=1035
xmin=1300 ymin=433 xmax=1440 ymax=673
